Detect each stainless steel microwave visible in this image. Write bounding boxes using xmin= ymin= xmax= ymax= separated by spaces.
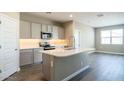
xmin=41 ymin=32 xmax=52 ymax=39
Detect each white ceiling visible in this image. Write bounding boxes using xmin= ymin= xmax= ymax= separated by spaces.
xmin=25 ymin=12 xmax=124 ymax=28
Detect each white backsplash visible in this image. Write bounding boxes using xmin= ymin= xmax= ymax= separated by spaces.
xmin=20 ymin=39 xmax=67 ymax=49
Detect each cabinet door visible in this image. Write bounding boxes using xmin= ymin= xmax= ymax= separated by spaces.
xmin=47 ymin=25 xmax=52 ymax=33
xmin=52 ymin=26 xmax=58 ymax=39
xmin=33 ymin=48 xmax=43 ymax=63
xmin=41 ymin=24 xmax=47 ymax=33
xmin=20 ymin=49 xmax=34 ymax=66
xmin=31 ymin=23 xmax=41 ymax=39
xmin=0 ymin=14 xmax=19 ymax=80
xmin=20 ymin=20 xmax=31 ymax=39
xmin=42 ymin=54 xmax=54 ymax=80
xmin=58 ymin=27 xmax=65 ymax=39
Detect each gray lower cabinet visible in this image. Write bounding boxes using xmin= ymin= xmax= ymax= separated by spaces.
xmin=20 ymin=48 xmax=43 ymax=66
xmin=20 ymin=49 xmax=34 ymax=66
xmin=33 ymin=48 xmax=43 ymax=63
xmin=42 ymin=52 xmax=90 ymax=81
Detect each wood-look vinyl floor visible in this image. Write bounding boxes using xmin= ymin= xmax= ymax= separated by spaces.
xmin=5 ymin=63 xmax=45 ymax=81
xmin=71 ymin=53 xmax=124 ymax=81
xmin=5 ymin=52 xmax=124 ymax=81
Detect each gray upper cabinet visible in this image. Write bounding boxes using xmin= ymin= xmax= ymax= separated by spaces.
xmin=31 ymin=23 xmax=41 ymax=39
xmin=52 ymin=26 xmax=58 ymax=39
xmin=47 ymin=25 xmax=52 ymax=33
xmin=20 ymin=20 xmax=65 ymax=39
xmin=41 ymin=24 xmax=47 ymax=33
xmin=52 ymin=26 xmax=65 ymax=39
xmin=20 ymin=20 xmax=31 ymax=39
xmin=58 ymin=27 xmax=65 ymax=39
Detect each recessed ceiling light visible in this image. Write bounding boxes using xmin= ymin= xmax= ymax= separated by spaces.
xmin=97 ymin=14 xmax=104 ymax=17
xmin=69 ymin=14 xmax=73 ymax=18
xmin=46 ymin=12 xmax=52 ymax=14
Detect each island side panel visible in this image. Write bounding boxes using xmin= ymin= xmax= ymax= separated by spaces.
xmin=42 ymin=53 xmax=55 ymax=80
xmin=54 ymin=52 xmax=90 ymax=80
xmin=81 ymin=52 xmax=91 ymax=68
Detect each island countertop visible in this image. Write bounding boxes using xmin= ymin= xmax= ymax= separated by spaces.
xmin=42 ymin=48 xmax=95 ymax=57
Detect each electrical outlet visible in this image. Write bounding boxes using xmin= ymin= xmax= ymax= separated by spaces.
xmin=81 ymin=61 xmax=83 ymax=66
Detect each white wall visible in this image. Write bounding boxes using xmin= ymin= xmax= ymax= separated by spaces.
xmin=95 ymin=24 xmax=124 ymax=53
xmin=63 ymin=21 xmax=95 ymax=49
xmin=75 ymin=21 xmax=95 ymax=49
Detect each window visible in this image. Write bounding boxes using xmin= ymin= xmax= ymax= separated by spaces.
xmin=101 ymin=29 xmax=123 ymax=44
xmin=101 ymin=30 xmax=111 ymax=44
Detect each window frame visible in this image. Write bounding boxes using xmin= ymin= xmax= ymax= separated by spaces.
xmin=100 ymin=28 xmax=123 ymax=45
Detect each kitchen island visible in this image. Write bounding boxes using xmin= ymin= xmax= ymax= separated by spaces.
xmin=42 ymin=48 xmax=94 ymax=81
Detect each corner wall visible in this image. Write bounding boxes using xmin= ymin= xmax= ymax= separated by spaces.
xmin=75 ymin=21 xmax=95 ymax=49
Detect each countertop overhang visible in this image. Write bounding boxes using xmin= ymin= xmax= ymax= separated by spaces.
xmin=42 ymin=48 xmax=95 ymax=57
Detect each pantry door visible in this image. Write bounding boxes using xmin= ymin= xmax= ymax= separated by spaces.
xmin=0 ymin=13 xmax=19 ymax=80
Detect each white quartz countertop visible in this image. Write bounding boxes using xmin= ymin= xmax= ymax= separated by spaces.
xmin=42 ymin=48 xmax=95 ymax=57
xmin=20 ymin=47 xmax=43 ymax=50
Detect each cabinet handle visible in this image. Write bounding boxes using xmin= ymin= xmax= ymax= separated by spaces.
xmin=51 ymin=61 xmax=53 ymax=67
xmin=15 ymin=49 xmax=18 ymax=51
xmin=0 ymin=69 xmax=2 ymax=73
xmin=0 ymin=21 xmax=1 ymax=24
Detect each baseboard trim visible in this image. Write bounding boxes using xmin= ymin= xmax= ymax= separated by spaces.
xmin=62 ymin=65 xmax=90 ymax=81
xmin=87 ymin=50 xmax=96 ymax=54
xmin=95 ymin=51 xmax=124 ymax=55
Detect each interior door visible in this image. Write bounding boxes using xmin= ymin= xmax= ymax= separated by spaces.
xmin=0 ymin=14 xmax=19 ymax=80
xmin=0 ymin=16 xmax=3 ymax=76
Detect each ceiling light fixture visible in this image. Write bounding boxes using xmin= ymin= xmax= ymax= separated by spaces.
xmin=69 ymin=14 xmax=73 ymax=18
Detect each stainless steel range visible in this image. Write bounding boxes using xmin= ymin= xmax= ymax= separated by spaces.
xmin=39 ymin=42 xmax=55 ymax=50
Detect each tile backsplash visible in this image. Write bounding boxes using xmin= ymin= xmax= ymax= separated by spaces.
xmin=20 ymin=39 xmax=67 ymax=49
